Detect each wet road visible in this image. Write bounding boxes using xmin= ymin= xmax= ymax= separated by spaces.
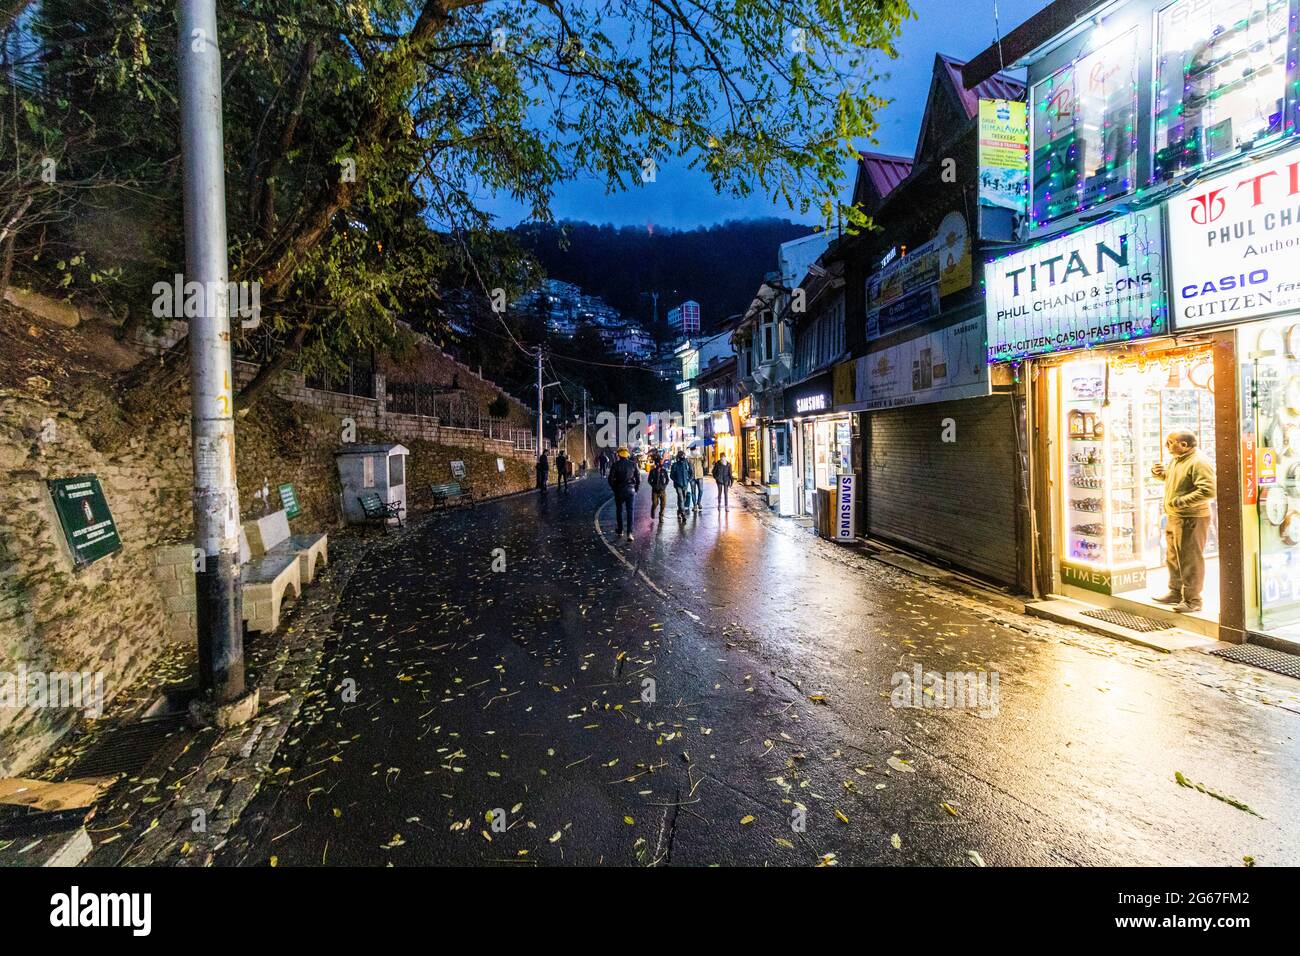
xmin=218 ymin=476 xmax=1300 ymax=866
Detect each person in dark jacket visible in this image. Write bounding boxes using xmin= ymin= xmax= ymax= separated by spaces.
xmin=670 ymin=450 xmax=693 ymax=518
xmin=607 ymin=446 xmax=640 ymax=541
xmin=711 ymin=453 xmax=733 ymax=510
xmin=556 ymin=450 xmax=571 ymax=493
xmin=536 ymin=452 xmax=550 ymax=495
xmin=647 ymin=454 xmax=670 ymax=521
xmin=597 ymin=451 xmax=608 ymax=477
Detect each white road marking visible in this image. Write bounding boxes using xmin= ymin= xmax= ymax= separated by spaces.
xmin=593 ymin=498 xmax=669 ymax=598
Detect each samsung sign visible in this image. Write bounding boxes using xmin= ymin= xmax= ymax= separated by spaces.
xmin=1170 ymin=143 xmax=1300 ymax=330
xmin=795 ymin=393 xmax=828 ymax=414
xmin=985 ymin=209 xmax=1167 ymax=362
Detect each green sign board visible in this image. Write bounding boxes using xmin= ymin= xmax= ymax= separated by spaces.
xmin=48 ymin=475 xmax=122 ymax=569
xmin=278 ymin=483 xmax=301 ymax=519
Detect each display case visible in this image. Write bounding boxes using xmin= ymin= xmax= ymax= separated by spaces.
xmin=1058 ymin=353 xmax=1218 ymax=598
xmin=1060 ymin=360 xmax=1147 ymax=594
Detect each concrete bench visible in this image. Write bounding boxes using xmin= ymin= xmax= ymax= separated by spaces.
xmin=243 ymin=509 xmax=329 ymax=584
xmin=430 ymin=481 xmax=474 ymax=510
xmin=238 ymin=527 xmax=300 ymax=634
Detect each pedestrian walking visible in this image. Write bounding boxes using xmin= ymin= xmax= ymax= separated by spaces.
xmin=598 ymin=451 xmax=608 ymax=477
xmin=689 ymin=451 xmax=704 ymax=513
xmin=712 ymin=453 xmax=733 ymax=510
xmin=1150 ymin=430 xmax=1216 ymax=614
xmin=556 ymin=450 xmax=571 ymax=493
xmin=608 ymin=446 xmax=640 ymax=541
xmin=670 ymin=450 xmax=693 ymax=518
xmin=647 ymin=453 xmax=670 ymax=521
xmin=536 ymin=451 xmax=550 ymax=495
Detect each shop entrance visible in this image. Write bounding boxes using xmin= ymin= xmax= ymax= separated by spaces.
xmin=1246 ymin=322 xmax=1300 ymax=642
xmin=798 ymin=416 xmax=852 ymax=515
xmin=1046 ymin=347 xmax=1220 ymax=625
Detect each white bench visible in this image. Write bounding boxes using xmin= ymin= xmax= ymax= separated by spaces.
xmin=243 ymin=509 xmax=329 ymax=584
xmin=238 ymin=527 xmax=300 ymax=634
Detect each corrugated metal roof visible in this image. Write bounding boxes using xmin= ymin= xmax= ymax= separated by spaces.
xmin=858 ymin=151 xmax=913 ymax=199
xmin=937 ymin=53 xmax=1025 ymax=119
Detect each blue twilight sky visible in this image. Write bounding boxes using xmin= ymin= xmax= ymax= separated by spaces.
xmin=477 ymin=0 xmax=1049 ymax=230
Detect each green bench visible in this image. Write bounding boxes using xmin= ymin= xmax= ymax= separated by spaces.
xmin=358 ymin=491 xmax=404 ymax=531
xmin=430 ymin=481 xmax=474 ymax=510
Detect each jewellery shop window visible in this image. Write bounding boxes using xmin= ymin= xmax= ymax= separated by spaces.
xmin=1058 ymin=351 xmax=1217 ymax=610
xmin=1249 ymin=322 xmax=1300 ymax=632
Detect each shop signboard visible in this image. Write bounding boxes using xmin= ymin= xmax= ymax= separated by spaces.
xmin=785 ymin=371 xmax=834 ymax=417
xmin=777 ymin=465 xmax=797 ymax=516
xmin=853 ymin=316 xmax=989 ymax=410
xmin=985 ymin=209 xmax=1167 ymax=362
xmin=833 ymin=474 xmax=856 ymax=542
xmin=1169 ymin=143 xmax=1300 ymax=331
xmin=867 ymin=211 xmax=972 ymax=339
xmin=47 ymin=476 xmax=122 ymax=569
xmin=978 ymin=99 xmax=1029 ymax=242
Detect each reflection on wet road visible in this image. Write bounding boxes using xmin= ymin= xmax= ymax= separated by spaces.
xmin=219 ymin=477 xmax=1300 ymax=866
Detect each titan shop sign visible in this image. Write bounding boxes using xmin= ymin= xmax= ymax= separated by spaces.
xmin=1170 ymin=143 xmax=1300 ymax=331
xmin=985 ymin=209 xmax=1167 ymax=362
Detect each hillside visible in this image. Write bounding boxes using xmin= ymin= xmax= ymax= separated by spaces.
xmin=512 ymin=218 xmax=817 ymax=336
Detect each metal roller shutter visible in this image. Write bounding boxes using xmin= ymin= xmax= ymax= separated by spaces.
xmin=867 ymin=394 xmax=1018 ymax=586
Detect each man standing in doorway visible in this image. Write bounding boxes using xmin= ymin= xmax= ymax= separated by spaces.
xmin=712 ymin=453 xmax=734 ymax=511
xmin=1151 ymin=430 xmax=1216 ymax=614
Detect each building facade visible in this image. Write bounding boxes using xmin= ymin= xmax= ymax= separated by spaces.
xmin=965 ymin=0 xmax=1300 ymax=645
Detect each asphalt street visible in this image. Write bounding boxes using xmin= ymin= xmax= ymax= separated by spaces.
xmin=216 ymin=475 xmax=1300 ymax=866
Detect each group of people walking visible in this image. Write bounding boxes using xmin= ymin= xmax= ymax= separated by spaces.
xmin=604 ymin=446 xmax=733 ymax=541
xmin=536 ymin=449 xmax=577 ymax=495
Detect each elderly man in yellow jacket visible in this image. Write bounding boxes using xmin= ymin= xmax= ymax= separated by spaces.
xmin=1151 ymin=431 xmax=1216 ymax=614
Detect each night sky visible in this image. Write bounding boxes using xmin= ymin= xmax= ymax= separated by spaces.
xmin=478 ymin=0 xmax=1048 ymax=230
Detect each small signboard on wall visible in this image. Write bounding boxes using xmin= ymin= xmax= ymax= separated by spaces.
xmin=278 ymin=483 xmax=301 ymax=519
xmin=450 ymin=460 xmax=467 ymax=480
xmin=496 ymin=457 xmax=506 ymax=473
xmin=48 ymin=475 xmax=122 ymax=569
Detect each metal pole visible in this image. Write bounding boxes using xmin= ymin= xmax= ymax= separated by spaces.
xmin=179 ymin=0 xmax=244 ymax=705
xmin=536 ymin=346 xmax=544 ymax=453
xmin=582 ymin=388 xmax=589 ymax=464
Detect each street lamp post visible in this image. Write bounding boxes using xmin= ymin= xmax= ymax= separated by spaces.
xmin=178 ymin=0 xmax=250 ymax=719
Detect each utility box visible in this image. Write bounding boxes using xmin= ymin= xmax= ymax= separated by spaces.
xmin=335 ymin=443 xmax=409 ymax=525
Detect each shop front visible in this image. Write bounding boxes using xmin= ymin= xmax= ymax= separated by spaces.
xmin=784 ymin=369 xmax=854 ymax=519
xmin=850 ymin=307 xmax=1021 ymax=586
xmin=1167 ymin=141 xmax=1300 ymax=645
xmin=987 ymin=207 xmax=1242 ymax=639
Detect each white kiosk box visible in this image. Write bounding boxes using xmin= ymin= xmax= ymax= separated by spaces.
xmin=335 ymin=443 xmax=409 ymax=525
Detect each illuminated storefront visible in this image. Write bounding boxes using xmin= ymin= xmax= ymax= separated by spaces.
xmin=1167 ymin=140 xmax=1300 ymax=642
xmin=784 ymin=370 xmax=854 ymax=519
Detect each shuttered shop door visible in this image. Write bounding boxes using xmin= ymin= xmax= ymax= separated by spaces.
xmin=867 ymin=395 xmax=1018 ymax=586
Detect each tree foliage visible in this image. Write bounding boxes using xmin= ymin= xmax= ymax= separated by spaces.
xmin=2 ymin=0 xmax=910 ymax=407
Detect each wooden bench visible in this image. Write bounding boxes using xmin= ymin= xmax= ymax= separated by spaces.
xmin=430 ymin=481 xmax=474 ymax=510
xmin=243 ymin=509 xmax=329 ymax=585
xmin=359 ymin=491 xmax=403 ymax=531
xmin=238 ymin=527 xmax=300 ymax=634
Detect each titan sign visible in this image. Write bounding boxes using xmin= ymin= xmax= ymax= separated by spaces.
xmin=985 ymin=209 xmax=1166 ymax=362
xmin=1169 ymin=143 xmax=1300 ymax=331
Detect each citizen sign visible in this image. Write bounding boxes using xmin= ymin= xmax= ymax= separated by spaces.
xmin=1170 ymin=143 xmax=1300 ymax=330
